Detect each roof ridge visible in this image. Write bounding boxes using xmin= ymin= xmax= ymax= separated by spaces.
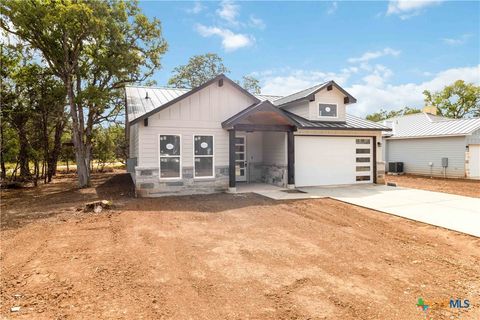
xmin=125 ymin=84 xmax=191 ymax=90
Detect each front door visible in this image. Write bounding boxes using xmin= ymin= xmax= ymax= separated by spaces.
xmin=235 ymin=136 xmax=247 ymax=182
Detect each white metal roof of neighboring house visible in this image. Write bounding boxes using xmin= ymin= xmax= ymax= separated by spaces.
xmin=383 ymin=112 xmax=480 ymax=139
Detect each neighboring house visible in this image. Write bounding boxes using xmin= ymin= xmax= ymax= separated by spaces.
xmin=381 ymin=110 xmax=480 ymax=179
xmin=125 ymin=74 xmax=390 ymax=197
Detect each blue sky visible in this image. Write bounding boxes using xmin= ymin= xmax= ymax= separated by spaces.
xmin=140 ymin=1 xmax=480 ymax=116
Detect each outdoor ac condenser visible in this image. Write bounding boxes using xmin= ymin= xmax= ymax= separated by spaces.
xmin=388 ymin=162 xmax=404 ymax=173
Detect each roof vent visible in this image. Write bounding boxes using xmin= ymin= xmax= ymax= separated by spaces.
xmin=145 ymin=91 xmax=149 ymax=99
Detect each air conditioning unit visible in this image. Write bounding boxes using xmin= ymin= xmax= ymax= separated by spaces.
xmin=388 ymin=162 xmax=404 ymax=173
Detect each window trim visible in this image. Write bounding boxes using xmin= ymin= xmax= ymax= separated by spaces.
xmin=158 ymin=134 xmax=182 ymax=180
xmin=193 ymin=134 xmax=215 ymax=179
xmin=318 ymin=103 xmax=338 ymax=118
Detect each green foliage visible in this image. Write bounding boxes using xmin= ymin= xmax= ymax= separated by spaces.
xmin=168 ymin=53 xmax=230 ymax=88
xmin=366 ymin=107 xmax=421 ymax=122
xmin=92 ymin=124 xmax=126 ymax=169
xmin=1 ymin=0 xmax=167 ymax=186
xmin=238 ymin=75 xmax=261 ymax=94
xmin=423 ymin=80 xmax=480 ymax=118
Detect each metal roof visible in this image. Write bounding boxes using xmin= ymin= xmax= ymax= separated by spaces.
xmin=273 ymin=80 xmax=357 ymax=107
xmin=284 ymin=110 xmax=390 ymax=131
xmin=383 ymin=113 xmax=480 ymax=138
xmin=125 ymin=86 xmax=189 ymax=122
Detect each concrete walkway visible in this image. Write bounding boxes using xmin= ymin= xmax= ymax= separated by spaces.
xmin=256 ymin=184 xmax=480 ymax=237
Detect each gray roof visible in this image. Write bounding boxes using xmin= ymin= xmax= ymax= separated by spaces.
xmin=273 ymin=80 xmax=357 ymax=107
xmin=125 ymin=86 xmax=189 ymax=122
xmin=383 ymin=113 xmax=480 ymax=138
xmin=285 ymin=110 xmax=390 ymax=131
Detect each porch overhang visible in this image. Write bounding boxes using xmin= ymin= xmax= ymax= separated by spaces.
xmin=224 ymin=100 xmax=297 ymax=190
xmin=222 ymin=100 xmax=298 ymax=131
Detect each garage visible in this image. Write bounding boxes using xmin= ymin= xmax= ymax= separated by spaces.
xmin=295 ymin=136 xmax=373 ymax=187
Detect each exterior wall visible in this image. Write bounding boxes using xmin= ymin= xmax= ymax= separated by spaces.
xmin=385 ymin=136 xmax=466 ymax=178
xmin=282 ymin=101 xmax=309 ymax=118
xmin=308 ymin=87 xmax=346 ymax=122
xmin=129 ymin=123 xmax=139 ymax=158
xmin=466 ymin=128 xmax=480 ymax=144
xmin=261 ymin=132 xmax=288 ymax=186
xmin=134 ymin=81 xmax=257 ymax=196
xmin=244 ymin=132 xmax=264 ymax=183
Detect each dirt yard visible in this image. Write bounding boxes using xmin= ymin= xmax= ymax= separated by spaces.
xmin=385 ymin=174 xmax=480 ymax=198
xmin=1 ymin=174 xmax=479 ymax=319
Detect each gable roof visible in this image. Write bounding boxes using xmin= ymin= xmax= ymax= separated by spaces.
xmin=125 ymin=74 xmax=260 ymax=125
xmin=383 ymin=112 xmax=480 ymax=138
xmin=273 ymin=80 xmax=357 ymax=107
xmin=222 ymin=100 xmax=297 ymax=129
xmin=285 ymin=110 xmax=390 ymax=131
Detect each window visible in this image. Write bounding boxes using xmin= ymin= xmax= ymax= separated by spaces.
xmin=194 ymin=135 xmax=214 ymax=178
xmin=356 ymin=157 xmax=370 ymax=163
xmin=356 ymin=148 xmax=370 ymax=154
xmin=159 ymin=135 xmax=181 ymax=178
xmin=319 ymin=103 xmax=337 ymax=117
xmin=356 ymin=138 xmax=370 ymax=144
xmin=356 ymin=176 xmax=370 ymax=181
xmin=356 ymin=166 xmax=371 ymax=172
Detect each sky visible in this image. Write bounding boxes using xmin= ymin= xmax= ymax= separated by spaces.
xmin=141 ymin=0 xmax=480 ymax=116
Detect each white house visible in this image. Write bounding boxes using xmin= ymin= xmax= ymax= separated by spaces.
xmin=125 ymin=74 xmax=390 ymax=197
xmin=382 ymin=111 xmax=480 ymax=179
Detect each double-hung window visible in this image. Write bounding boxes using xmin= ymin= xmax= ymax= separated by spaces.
xmin=194 ymin=135 xmax=214 ymax=178
xmin=159 ymin=135 xmax=181 ymax=178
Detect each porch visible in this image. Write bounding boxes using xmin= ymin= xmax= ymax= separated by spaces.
xmin=222 ymin=100 xmax=297 ymax=192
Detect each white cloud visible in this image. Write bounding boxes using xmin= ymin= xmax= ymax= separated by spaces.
xmin=347 ymin=65 xmax=480 ymax=116
xmin=348 ymin=47 xmax=401 ymax=63
xmin=187 ymin=1 xmax=204 ymax=14
xmin=196 ymin=24 xmax=254 ymax=52
xmin=257 ymin=64 xmax=480 ymax=117
xmin=387 ymin=0 xmax=443 ymax=19
xmin=327 ymin=1 xmax=338 ymax=15
xmin=217 ymin=0 xmax=240 ymax=25
xmin=249 ymin=15 xmax=266 ymax=29
xmin=442 ymin=33 xmax=472 ymax=46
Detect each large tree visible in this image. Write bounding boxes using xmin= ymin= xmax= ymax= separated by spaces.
xmin=366 ymin=107 xmax=421 ymax=122
xmin=168 ymin=53 xmax=229 ymax=88
xmin=1 ymin=0 xmax=167 ymax=187
xmin=423 ymin=80 xmax=480 ymax=118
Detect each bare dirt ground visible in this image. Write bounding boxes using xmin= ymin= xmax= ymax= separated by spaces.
xmin=1 ymin=174 xmax=479 ymax=319
xmin=385 ymin=174 xmax=480 ymax=198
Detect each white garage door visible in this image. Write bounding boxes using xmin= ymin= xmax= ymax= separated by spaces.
xmin=295 ymin=136 xmax=373 ymax=187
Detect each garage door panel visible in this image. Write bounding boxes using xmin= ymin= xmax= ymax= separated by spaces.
xmin=295 ymin=136 xmax=372 ymax=187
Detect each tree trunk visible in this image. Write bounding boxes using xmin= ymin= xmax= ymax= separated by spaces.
xmin=47 ymin=121 xmax=64 ymax=182
xmin=0 ymin=123 xmax=6 ymax=181
xmin=18 ymin=125 xmax=29 ymax=179
xmin=66 ymin=75 xmax=90 ymax=187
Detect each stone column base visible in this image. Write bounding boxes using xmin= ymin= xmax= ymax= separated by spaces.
xmin=227 ymin=187 xmax=237 ymax=193
xmin=287 ymin=184 xmax=295 ymax=189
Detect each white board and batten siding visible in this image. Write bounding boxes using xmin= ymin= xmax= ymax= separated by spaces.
xmin=386 ymin=136 xmax=466 ymax=178
xmin=137 ymin=81 xmax=257 ymax=168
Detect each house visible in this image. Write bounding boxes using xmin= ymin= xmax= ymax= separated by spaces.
xmin=125 ymin=74 xmax=390 ymax=197
xmin=381 ymin=110 xmax=480 ymax=179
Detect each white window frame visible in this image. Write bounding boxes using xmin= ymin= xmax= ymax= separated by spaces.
xmin=193 ymin=134 xmax=215 ymax=179
xmin=318 ymin=103 xmax=338 ymax=118
xmin=158 ymin=134 xmax=182 ymax=180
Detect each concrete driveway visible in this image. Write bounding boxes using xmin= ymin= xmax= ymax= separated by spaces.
xmin=257 ymin=184 xmax=480 ymax=237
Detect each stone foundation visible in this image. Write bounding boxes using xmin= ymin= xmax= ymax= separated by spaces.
xmin=134 ymin=166 xmax=229 ymax=197
xmin=376 ymin=161 xmax=386 ymax=184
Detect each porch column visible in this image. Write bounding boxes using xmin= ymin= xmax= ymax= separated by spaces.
xmin=287 ymin=130 xmax=295 ymax=187
xmin=228 ymin=129 xmax=236 ymax=191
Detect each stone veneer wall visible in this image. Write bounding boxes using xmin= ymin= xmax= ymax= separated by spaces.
xmin=135 ymin=166 xmax=229 ymax=197
xmin=376 ymin=161 xmax=386 ymax=184
xmin=247 ymin=163 xmax=287 ymax=187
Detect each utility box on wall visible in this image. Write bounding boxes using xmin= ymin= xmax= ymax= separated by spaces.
xmin=441 ymin=157 xmax=448 ymax=168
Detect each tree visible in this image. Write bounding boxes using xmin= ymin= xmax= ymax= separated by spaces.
xmin=366 ymin=107 xmax=421 ymax=122
xmin=168 ymin=53 xmax=229 ymax=88
xmin=1 ymin=0 xmax=167 ymax=187
xmin=423 ymin=80 xmax=480 ymax=118
xmin=238 ymin=75 xmax=261 ymax=94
